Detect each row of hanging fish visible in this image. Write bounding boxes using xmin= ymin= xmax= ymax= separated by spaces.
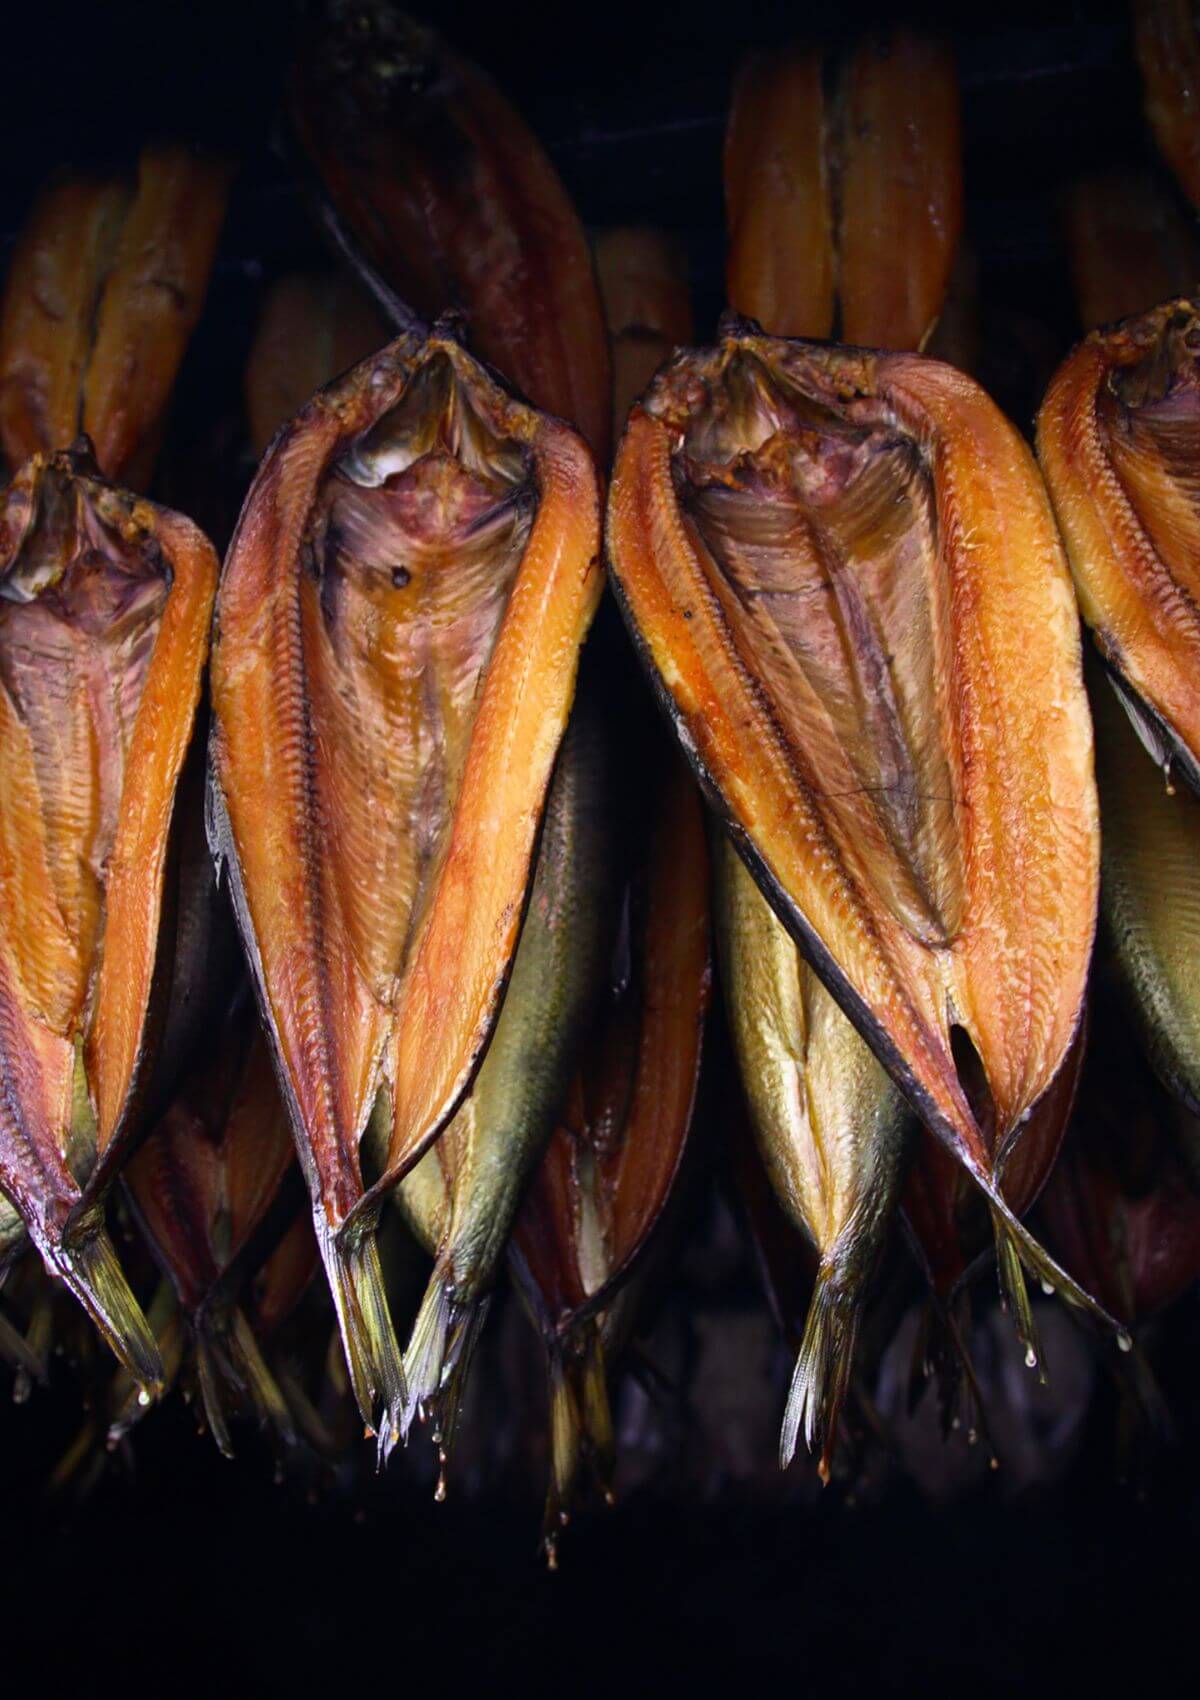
xmin=0 ymin=0 xmax=1199 ymax=1553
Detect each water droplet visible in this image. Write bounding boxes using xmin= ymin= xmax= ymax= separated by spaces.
xmin=431 ymin=1429 xmax=443 ymax=1447
xmin=989 ymin=1456 xmax=1000 ymax=1471
xmin=603 ymin=1489 xmax=616 ymax=1508
xmin=1024 ymin=1347 xmax=1038 ymax=1370
xmin=967 ymin=1427 xmax=978 ymax=1446
xmin=546 ymin=1538 xmax=559 ymax=1572
xmin=1117 ymin=1331 xmax=1133 ymax=1354
xmin=137 ymin=1388 xmax=151 ymax=1407
xmin=951 ymin=1416 xmax=961 ymax=1431
xmin=559 ymin=1509 xmax=570 ymax=1528
xmin=1040 ymin=1279 xmax=1055 ymax=1296
xmin=434 ymin=1472 xmax=446 ymax=1504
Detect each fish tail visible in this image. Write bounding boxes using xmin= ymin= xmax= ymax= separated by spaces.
xmin=326 ymin=1217 xmax=407 ymax=1454
xmin=0 ymin=1299 xmax=43 ymax=1382
xmin=58 ymin=1224 xmax=164 ymax=1398
xmin=959 ymin=1160 xmax=1128 ymax=1348
xmin=989 ymin=1192 xmax=1130 ymax=1348
xmin=402 ymin=1270 xmax=452 ymax=1438
xmin=781 ymin=1259 xmax=860 ymax=1483
xmin=543 ymin=1349 xmax=584 ymax=1570
xmin=992 ymin=1209 xmax=1047 ymax=1381
xmin=403 ymin=1269 xmax=492 ymax=1469
xmin=226 ymin=1305 xmax=298 ymax=1449
xmin=196 ymin=1333 xmax=236 ymax=1459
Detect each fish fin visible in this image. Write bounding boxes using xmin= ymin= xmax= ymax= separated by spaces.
xmin=993 ymin=1211 xmax=1047 ymax=1381
xmin=325 ymin=1217 xmax=406 ymax=1455
xmin=543 ymin=1349 xmax=583 ymax=1569
xmin=0 ymin=1300 xmax=44 ymax=1382
xmin=781 ymin=1260 xmax=860 ymax=1482
xmin=957 ymin=1163 xmax=1127 ymax=1346
xmin=196 ymin=1334 xmax=236 ymax=1459
xmin=224 ymin=1305 xmax=298 ymax=1449
xmin=402 ymin=1268 xmax=491 ymax=1463
xmin=57 ymin=1225 xmax=163 ymax=1397
xmin=402 ymin=1270 xmax=451 ymax=1438
xmin=576 ymin=1326 xmax=615 ymax=1498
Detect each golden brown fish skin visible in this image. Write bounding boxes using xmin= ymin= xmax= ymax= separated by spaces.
xmin=1135 ymin=0 xmax=1200 ymax=212
xmin=0 ymin=148 xmax=229 ymax=488
xmin=725 ymin=46 xmax=835 ymax=340
xmin=1064 ymin=169 xmax=1200 ymax=333
xmin=244 ymin=272 xmax=392 ymax=461
xmin=0 ymin=443 xmax=218 ymax=1391
xmin=1038 ymin=299 xmax=1200 ymax=792
xmin=210 ymin=325 xmax=602 ymax=1438
xmin=715 ymin=833 xmax=909 ymax=1476
xmin=723 ymin=33 xmax=961 ymax=351
xmin=607 ymin=325 xmax=1107 ymax=1331
xmin=290 ymin=4 xmax=612 ymax=463
xmin=594 ymin=228 xmax=693 ymax=435
xmin=512 ymin=753 xmax=710 ymax=1549
xmin=836 ymin=33 xmax=962 ymax=353
xmin=81 ymin=146 xmax=231 ymax=487
xmin=0 ymin=177 xmax=131 ymax=474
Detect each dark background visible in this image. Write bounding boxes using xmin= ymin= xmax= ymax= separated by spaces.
xmin=2 ymin=1 xmax=1197 ymax=1692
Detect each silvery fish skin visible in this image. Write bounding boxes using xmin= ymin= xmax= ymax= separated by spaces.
xmin=715 ymin=834 xmax=910 ymax=1477
xmin=395 ymin=688 xmax=620 ymax=1448
xmin=1093 ymin=670 xmax=1200 ymax=1118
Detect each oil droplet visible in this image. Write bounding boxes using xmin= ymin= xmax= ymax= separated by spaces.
xmin=950 ymin=1416 xmax=961 ymax=1431
xmin=1117 ymin=1331 xmax=1133 ymax=1354
xmin=434 ymin=1472 xmax=446 ymax=1504
xmin=1024 ymin=1347 xmax=1038 ymax=1370
xmin=603 ymin=1489 xmax=616 ymax=1508
xmin=137 ymin=1388 xmax=152 ymax=1407
xmin=989 ymin=1456 xmax=1000 ymax=1471
xmin=967 ymin=1427 xmax=978 ymax=1446
xmin=546 ymin=1538 xmax=559 ymax=1572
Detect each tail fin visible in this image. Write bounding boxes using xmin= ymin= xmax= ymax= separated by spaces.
xmin=195 ymin=1305 xmax=299 ymax=1459
xmin=543 ymin=1353 xmax=582 ymax=1570
xmin=992 ymin=1211 xmax=1046 ymax=1381
xmin=781 ymin=1260 xmax=860 ymax=1483
xmin=541 ymin=1326 xmax=615 ymax=1568
xmin=0 ymin=1302 xmax=43 ymax=1382
xmin=320 ymin=1216 xmax=406 ymax=1455
xmin=57 ymin=1225 xmax=163 ymax=1397
xmin=402 ymin=1267 xmax=491 ymax=1478
xmin=961 ymin=1159 xmax=1129 ymax=1350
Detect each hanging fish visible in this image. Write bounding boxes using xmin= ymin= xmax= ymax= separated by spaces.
xmin=244 ymin=271 xmax=391 ymax=462
xmin=512 ymin=753 xmax=710 ymax=1557
xmin=289 ymin=2 xmax=611 ymax=462
xmin=1134 ymin=0 xmax=1200 ymax=213
xmin=715 ymin=834 xmax=910 ymax=1477
xmin=1038 ymin=298 xmax=1200 ymax=792
xmin=0 ymin=443 xmax=219 ymax=1390
xmin=123 ymin=1016 xmax=302 ymax=1455
xmin=394 ymin=683 xmax=621 ymax=1450
xmin=0 ymin=145 xmax=230 ymax=487
xmin=1064 ymin=169 xmax=1200 ymax=334
xmin=594 ymin=227 xmax=693 ymax=431
xmin=209 ymin=322 xmax=603 ymax=1443
xmin=724 ymin=33 xmax=961 ymax=352
xmin=607 ymin=321 xmax=1111 ymax=1355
